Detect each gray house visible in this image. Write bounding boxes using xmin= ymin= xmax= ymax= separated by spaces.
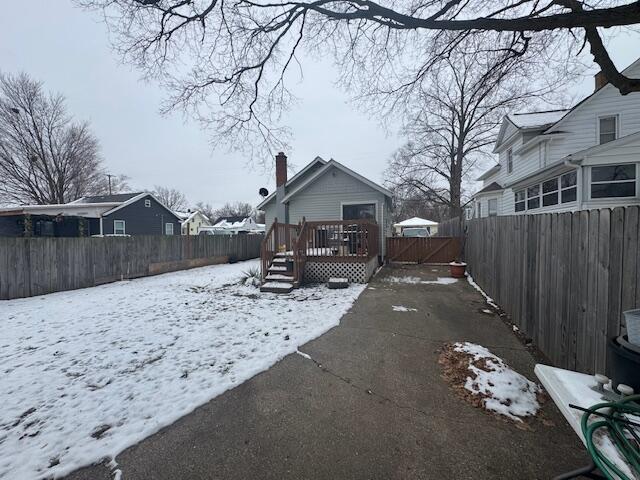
xmin=0 ymin=192 xmax=182 ymax=237
xmin=257 ymin=153 xmax=393 ymax=292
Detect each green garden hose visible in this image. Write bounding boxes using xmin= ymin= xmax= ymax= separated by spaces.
xmin=580 ymin=394 xmax=640 ymax=480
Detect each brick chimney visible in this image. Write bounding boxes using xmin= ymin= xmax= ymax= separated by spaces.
xmin=276 ymin=152 xmax=287 ymax=187
xmin=594 ymin=71 xmax=608 ymax=92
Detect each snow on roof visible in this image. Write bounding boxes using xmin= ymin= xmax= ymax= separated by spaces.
xmin=508 ymin=110 xmax=569 ymax=129
xmin=394 ymin=217 xmax=438 ymax=227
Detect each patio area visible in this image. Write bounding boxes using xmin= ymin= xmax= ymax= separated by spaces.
xmin=66 ymin=264 xmax=587 ymax=480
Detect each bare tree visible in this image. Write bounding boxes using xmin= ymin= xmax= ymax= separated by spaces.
xmin=212 ymin=201 xmax=255 ymax=220
xmin=78 ymin=0 xmax=640 ymax=159
xmin=385 ymin=42 xmax=573 ymax=218
xmin=0 ymin=72 xmax=113 ymax=205
xmin=194 ymin=201 xmax=216 ymax=221
xmin=153 ymin=185 xmax=188 ymax=210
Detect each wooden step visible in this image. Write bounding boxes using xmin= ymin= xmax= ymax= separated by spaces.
xmin=265 ymin=273 xmax=294 ymax=282
xmin=275 ymin=251 xmax=294 ymax=258
xmin=272 ymin=257 xmax=290 ymax=264
xmin=260 ymin=282 xmax=294 ymax=293
xmin=268 ymin=265 xmax=288 ymax=273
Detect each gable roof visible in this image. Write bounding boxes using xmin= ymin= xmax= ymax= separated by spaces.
xmin=280 ymin=159 xmax=392 ymax=204
xmin=473 ymin=182 xmax=503 ymax=197
xmin=257 ymin=156 xmax=328 ymax=209
xmin=508 ymin=110 xmax=569 ymax=129
xmin=476 ymin=164 xmax=501 ymax=181
xmin=72 ymin=192 xmax=143 ymax=204
xmin=544 ymin=57 xmax=640 ymax=134
xmin=102 ymin=192 xmax=180 ymax=221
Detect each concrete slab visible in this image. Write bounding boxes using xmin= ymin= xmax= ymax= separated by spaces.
xmin=65 ymin=264 xmax=587 ymax=480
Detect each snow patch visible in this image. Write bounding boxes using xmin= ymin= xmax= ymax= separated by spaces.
xmin=0 ymin=259 xmax=365 ymax=479
xmin=392 ymin=305 xmax=418 ymax=312
xmin=466 ymin=274 xmax=499 ymax=309
xmin=453 ymin=342 xmax=541 ymax=421
xmin=296 ymin=350 xmax=312 ymax=360
xmin=384 ymin=276 xmax=457 ymax=285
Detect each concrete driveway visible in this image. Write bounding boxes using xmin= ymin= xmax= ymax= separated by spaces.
xmin=66 ymin=264 xmax=586 ymax=479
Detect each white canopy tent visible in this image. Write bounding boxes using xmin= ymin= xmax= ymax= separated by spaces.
xmin=393 ymin=217 xmax=439 ymax=236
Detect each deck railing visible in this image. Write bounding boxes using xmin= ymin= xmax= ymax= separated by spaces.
xmin=260 ymin=218 xmax=300 ymax=281
xmin=261 ymin=219 xmax=380 ymax=283
xmin=300 ymin=220 xmax=379 ymax=262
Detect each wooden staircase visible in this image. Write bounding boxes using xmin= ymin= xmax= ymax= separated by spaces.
xmin=260 ymin=254 xmax=295 ymax=293
xmin=260 ymin=219 xmax=308 ymax=294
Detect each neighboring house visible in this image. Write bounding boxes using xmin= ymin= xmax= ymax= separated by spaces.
xmin=393 ymin=217 xmax=439 ymax=236
xmin=201 ymin=216 xmax=263 ymax=235
xmin=175 ymin=210 xmax=211 ymax=235
xmin=0 ymin=192 xmax=182 ymax=237
xmin=472 ymin=57 xmax=640 ymax=218
xmin=257 ymin=153 xmax=393 ymax=292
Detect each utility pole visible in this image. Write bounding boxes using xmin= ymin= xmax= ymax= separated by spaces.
xmin=106 ymin=174 xmax=113 ymax=195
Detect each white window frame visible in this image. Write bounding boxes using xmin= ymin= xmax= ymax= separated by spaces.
xmin=113 ymin=220 xmax=126 ymax=235
xmin=165 ymin=222 xmax=174 ymax=235
xmin=588 ymin=164 xmax=638 ymax=200
xmin=542 ymin=178 xmax=559 ymax=207
xmin=597 ymin=114 xmax=619 ymax=145
xmin=560 ymin=171 xmax=578 ymax=204
xmin=507 ymin=148 xmax=513 ymax=174
xmin=144 ymin=199 xmax=151 ymax=208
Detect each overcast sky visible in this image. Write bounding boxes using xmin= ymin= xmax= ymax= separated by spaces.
xmin=1 ymin=2 xmax=638 ymax=209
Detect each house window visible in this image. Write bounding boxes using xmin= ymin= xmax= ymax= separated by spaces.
xmin=165 ymin=223 xmax=174 ymax=235
xmin=114 ymin=220 xmax=126 ymax=235
xmin=144 ymin=199 xmax=151 ymax=208
xmin=527 ymin=185 xmax=540 ymax=209
xmin=477 ymin=202 xmax=482 ymax=218
xmin=342 ymin=203 xmax=376 ymax=221
xmin=542 ymin=178 xmax=559 ymax=207
xmin=515 ymin=190 xmax=526 ymax=212
xmin=507 ymin=148 xmax=513 ymax=174
xmin=599 ymin=116 xmax=617 ymax=144
xmin=561 ymin=171 xmax=577 ymax=203
xmin=591 ymin=164 xmax=636 ymax=198
xmin=488 ymin=198 xmax=498 ymax=217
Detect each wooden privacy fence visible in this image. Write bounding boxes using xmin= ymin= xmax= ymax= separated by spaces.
xmin=0 ymin=234 xmax=263 ymax=300
xmin=456 ymin=207 xmax=639 ymax=376
xmin=386 ymin=236 xmax=460 ymax=264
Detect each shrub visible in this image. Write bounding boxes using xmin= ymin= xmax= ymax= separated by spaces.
xmin=239 ymin=266 xmax=261 ymax=287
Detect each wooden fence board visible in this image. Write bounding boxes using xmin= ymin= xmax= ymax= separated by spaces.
xmin=439 ymin=207 xmax=637 ymax=375
xmin=0 ymin=234 xmax=263 ymax=300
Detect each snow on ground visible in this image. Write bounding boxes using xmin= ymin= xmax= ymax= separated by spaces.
xmin=0 ymin=259 xmax=365 ymax=479
xmin=466 ymin=274 xmax=499 ymax=309
xmin=384 ymin=276 xmax=457 ymax=285
xmin=454 ymin=342 xmax=541 ymax=422
xmin=392 ymin=305 xmax=418 ymax=312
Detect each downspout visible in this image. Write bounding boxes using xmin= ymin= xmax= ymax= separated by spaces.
xmin=99 ymin=216 xmax=103 ymax=236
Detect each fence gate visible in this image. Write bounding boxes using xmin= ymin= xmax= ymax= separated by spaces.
xmin=386 ymin=236 xmax=461 ymax=264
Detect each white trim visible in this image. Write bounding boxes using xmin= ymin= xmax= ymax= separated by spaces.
xmin=587 ymin=163 xmax=639 ymax=201
xmin=596 ymin=113 xmax=620 ymax=145
xmin=165 ymin=222 xmax=174 ymax=235
xmin=113 ymin=219 xmax=126 ymax=235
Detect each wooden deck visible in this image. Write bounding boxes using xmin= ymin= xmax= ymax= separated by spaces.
xmin=260 ymin=219 xmax=380 ymax=286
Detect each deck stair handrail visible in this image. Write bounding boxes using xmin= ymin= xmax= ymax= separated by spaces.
xmin=260 ymin=218 xmax=301 ymax=281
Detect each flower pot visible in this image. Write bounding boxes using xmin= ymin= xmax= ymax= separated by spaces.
xmin=449 ymin=262 xmax=467 ymax=278
xmin=608 ymin=335 xmax=640 ymax=392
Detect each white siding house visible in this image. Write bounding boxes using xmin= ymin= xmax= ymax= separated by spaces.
xmin=472 ymin=58 xmax=640 ymax=217
xmin=258 ymin=155 xmax=393 ymax=257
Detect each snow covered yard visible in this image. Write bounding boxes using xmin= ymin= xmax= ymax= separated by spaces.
xmin=0 ymin=259 xmax=365 ymax=479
